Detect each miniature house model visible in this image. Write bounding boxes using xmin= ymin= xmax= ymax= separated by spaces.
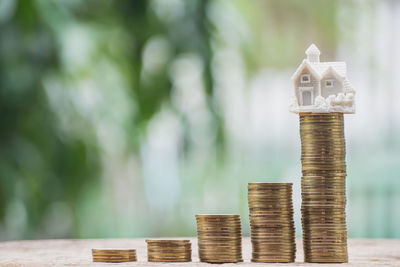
xmin=289 ymin=44 xmax=355 ymax=113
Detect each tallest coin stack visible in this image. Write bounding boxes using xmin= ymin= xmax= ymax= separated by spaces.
xmin=289 ymin=44 xmax=355 ymax=263
xmin=300 ymin=113 xmax=348 ymax=263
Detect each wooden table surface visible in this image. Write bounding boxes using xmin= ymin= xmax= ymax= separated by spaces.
xmin=0 ymin=238 xmax=398 ymax=266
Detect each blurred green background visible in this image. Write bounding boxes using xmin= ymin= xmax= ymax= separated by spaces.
xmin=0 ymin=0 xmax=399 ymax=241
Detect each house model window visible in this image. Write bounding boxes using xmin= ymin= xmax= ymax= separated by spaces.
xmin=301 ymin=74 xmax=310 ymax=83
xmin=325 ymin=80 xmax=334 ymax=87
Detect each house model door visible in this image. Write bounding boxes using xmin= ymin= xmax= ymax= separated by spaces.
xmin=299 ymin=87 xmax=313 ymax=106
xmin=303 ymin=91 xmax=312 ymax=105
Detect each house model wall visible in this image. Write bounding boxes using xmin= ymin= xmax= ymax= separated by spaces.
xmin=289 ymin=44 xmax=356 ymax=114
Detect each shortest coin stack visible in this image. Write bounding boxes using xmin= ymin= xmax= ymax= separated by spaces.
xmin=92 ymin=249 xmax=137 ymax=263
xmin=196 ymin=214 xmax=243 ymax=263
xmin=146 ymin=239 xmax=191 ymax=262
xmin=248 ymin=183 xmax=296 ymax=263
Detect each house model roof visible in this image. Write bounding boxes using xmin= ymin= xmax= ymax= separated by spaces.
xmin=291 ymin=60 xmax=347 ymax=80
xmin=305 ymin=43 xmax=320 ymax=55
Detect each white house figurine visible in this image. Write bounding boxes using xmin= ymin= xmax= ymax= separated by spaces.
xmin=289 ymin=44 xmax=355 ymax=114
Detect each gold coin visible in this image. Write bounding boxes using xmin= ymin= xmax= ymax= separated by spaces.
xmin=196 ymin=214 xmax=240 ymax=219
xmin=249 ymin=208 xmax=294 ymax=212
xmin=252 ymin=249 xmax=295 ymax=254
xmin=248 ymin=194 xmax=292 ymax=199
xmin=197 ymin=236 xmax=242 ymax=241
xmin=148 ymin=257 xmax=191 ymax=262
xmin=196 ymin=224 xmax=241 ymax=229
xmin=248 ymin=182 xmax=292 ymax=187
xmin=200 ymin=259 xmax=243 ymax=263
xmin=251 ymin=231 xmax=295 ymax=236
xmin=92 ymin=249 xmax=136 ymax=253
xmin=200 ymin=256 xmax=242 ymax=259
xmin=251 ymin=237 xmax=295 ymax=242
xmin=198 ymin=250 xmax=242 ymax=255
xmin=251 ymin=241 xmax=295 ymax=246
xmin=199 ymin=254 xmax=242 ymax=259
xmin=251 ymin=235 xmax=295 ymax=241
xmin=197 ymin=229 xmax=241 ymax=233
xmin=197 ymin=241 xmax=242 ymax=245
xmin=303 ymin=250 xmax=348 ymax=255
xmin=92 ymin=255 xmax=137 ymax=258
xmin=251 ymin=257 xmax=295 ymax=263
xmin=248 ymin=200 xmax=293 ymax=204
xmin=249 ymin=212 xmax=294 ymax=216
xmin=148 ymin=249 xmax=191 ymax=252
xmin=147 ymin=248 xmax=191 ymax=252
xmin=146 ymin=239 xmax=189 ymax=243
xmin=250 ymin=222 xmax=294 ymax=227
xmin=248 ymin=187 xmax=292 ymax=191
xmin=196 ymin=223 xmax=241 ymax=228
xmin=148 ymin=254 xmax=191 ymax=258
xmin=198 ymin=247 xmax=242 ymax=252
xmin=250 ymin=222 xmax=294 ymax=226
xmin=301 ymin=189 xmax=346 ymax=193
xmin=92 ymin=255 xmax=136 ymax=258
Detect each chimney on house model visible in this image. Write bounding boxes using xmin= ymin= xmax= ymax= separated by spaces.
xmin=305 ymin=44 xmax=320 ymax=62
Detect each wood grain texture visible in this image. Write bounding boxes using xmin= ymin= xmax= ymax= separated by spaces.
xmin=0 ymin=238 xmax=398 ymax=266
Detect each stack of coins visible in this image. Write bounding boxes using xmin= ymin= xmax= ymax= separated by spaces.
xmin=92 ymin=249 xmax=137 ymax=263
xmin=195 ymin=214 xmax=243 ymax=263
xmin=300 ymin=113 xmax=348 ymax=263
xmin=146 ymin=239 xmax=191 ymax=262
xmin=248 ymin=183 xmax=296 ymax=263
